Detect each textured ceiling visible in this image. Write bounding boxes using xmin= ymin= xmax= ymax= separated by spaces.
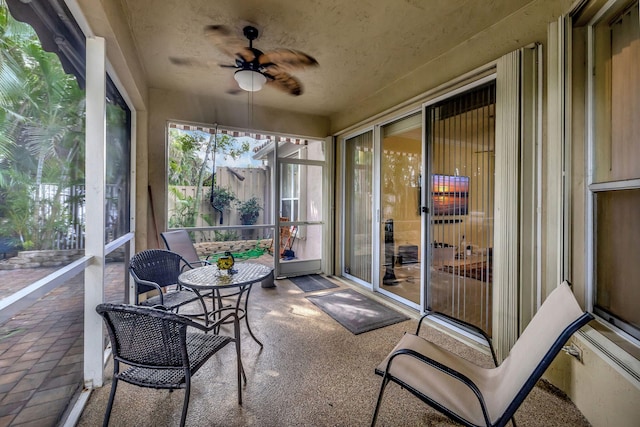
xmin=119 ymin=0 xmax=533 ymax=118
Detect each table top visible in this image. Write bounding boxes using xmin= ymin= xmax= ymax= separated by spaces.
xmin=178 ymin=262 xmax=273 ymax=290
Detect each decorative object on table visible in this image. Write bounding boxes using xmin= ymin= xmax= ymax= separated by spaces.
xmin=216 ymin=251 xmax=237 ymax=274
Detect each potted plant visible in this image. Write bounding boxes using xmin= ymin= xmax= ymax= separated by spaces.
xmin=237 ymin=197 xmax=262 ymax=225
xmin=209 ymin=186 xmax=236 ymax=224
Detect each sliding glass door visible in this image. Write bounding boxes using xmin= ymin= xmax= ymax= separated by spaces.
xmin=377 ymin=113 xmax=423 ymax=307
xmin=425 ymin=82 xmax=496 ymax=335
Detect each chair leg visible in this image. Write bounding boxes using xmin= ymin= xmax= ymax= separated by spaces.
xmin=180 ymin=376 xmax=191 ymax=427
xmin=371 ymin=376 xmax=391 ymax=427
xmin=103 ymin=373 xmax=119 ymax=427
xmin=234 ymin=322 xmax=244 ymax=405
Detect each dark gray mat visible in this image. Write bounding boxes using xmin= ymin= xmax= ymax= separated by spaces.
xmin=306 ymin=289 xmax=409 ymax=335
xmin=290 ymin=274 xmax=338 ymax=292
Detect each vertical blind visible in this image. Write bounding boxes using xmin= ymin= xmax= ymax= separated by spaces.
xmin=343 ymin=131 xmax=374 ymax=282
xmin=427 ymin=82 xmax=496 ymax=335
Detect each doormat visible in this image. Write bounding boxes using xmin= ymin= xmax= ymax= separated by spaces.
xmin=306 ymin=289 xmax=410 ymax=335
xmin=290 ymin=274 xmax=339 ymax=292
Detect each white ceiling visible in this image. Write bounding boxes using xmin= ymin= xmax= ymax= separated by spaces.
xmin=119 ymin=0 xmax=534 ymax=118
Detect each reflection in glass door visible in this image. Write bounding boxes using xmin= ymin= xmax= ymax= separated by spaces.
xmin=379 ymin=113 xmax=422 ymax=306
xmin=426 ymin=82 xmax=495 ymax=335
xmin=343 ymin=131 xmax=374 ymax=284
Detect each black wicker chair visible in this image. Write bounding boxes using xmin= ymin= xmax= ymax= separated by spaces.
xmin=96 ymin=303 xmax=245 ymax=427
xmin=129 ymin=249 xmax=208 ymax=312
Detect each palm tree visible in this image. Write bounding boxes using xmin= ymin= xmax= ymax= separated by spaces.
xmin=0 ymin=1 xmax=85 ymax=249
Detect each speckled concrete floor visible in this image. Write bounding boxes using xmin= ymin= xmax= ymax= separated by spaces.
xmin=77 ymin=276 xmax=590 ymax=427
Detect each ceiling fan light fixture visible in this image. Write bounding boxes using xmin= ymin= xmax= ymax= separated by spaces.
xmin=234 ymin=69 xmax=267 ymax=92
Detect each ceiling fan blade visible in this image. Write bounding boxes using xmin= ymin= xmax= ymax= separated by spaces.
xmin=226 ymin=86 xmax=243 ymax=95
xmin=259 ymin=49 xmax=318 ymax=70
xmin=263 ymin=67 xmax=304 ymax=96
xmin=226 ymin=75 xmax=243 ymax=95
xmin=169 ymin=57 xmax=213 ymax=68
xmin=204 ymin=25 xmax=256 ymax=63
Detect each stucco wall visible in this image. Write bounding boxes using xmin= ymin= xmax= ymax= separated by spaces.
xmin=546 ymin=334 xmax=640 ymax=427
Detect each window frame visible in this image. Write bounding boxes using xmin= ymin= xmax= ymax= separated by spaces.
xmin=280 ymin=155 xmax=301 ymax=222
xmin=585 ymin=0 xmax=640 ymax=342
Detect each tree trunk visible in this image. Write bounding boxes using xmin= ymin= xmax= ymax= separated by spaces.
xmin=193 ymin=133 xmax=215 ymax=226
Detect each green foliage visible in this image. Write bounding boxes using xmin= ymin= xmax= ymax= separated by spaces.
xmin=167 ymin=130 xmax=251 ymax=228
xmin=210 ymin=186 xmax=236 ymax=212
xmin=168 ymin=130 xmax=206 ymax=186
xmin=167 ymin=131 xmax=249 ymax=187
xmin=237 ymin=196 xmax=262 ymax=225
xmin=214 ymin=230 xmax=239 ymax=241
xmin=0 ymin=2 xmax=86 ymax=249
xmin=168 ymin=186 xmax=197 ymax=228
xmin=199 ymin=212 xmax=215 ymax=226
xmin=0 ymin=169 xmax=71 ymax=250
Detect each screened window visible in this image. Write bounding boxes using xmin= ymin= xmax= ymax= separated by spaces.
xmin=280 ymin=160 xmax=300 ymax=221
xmin=589 ymin=0 xmax=640 ymax=340
xmin=105 ymin=80 xmax=132 ymax=243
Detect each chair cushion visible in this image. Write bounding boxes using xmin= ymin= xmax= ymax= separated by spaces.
xmin=376 ymin=333 xmax=494 ymax=426
xmin=375 ymin=282 xmax=587 ymax=426
xmin=491 ymin=282 xmax=585 ymax=419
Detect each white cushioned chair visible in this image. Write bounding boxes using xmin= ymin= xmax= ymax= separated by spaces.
xmin=372 ymin=281 xmax=593 ymax=427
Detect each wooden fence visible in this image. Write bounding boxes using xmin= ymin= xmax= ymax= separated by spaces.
xmin=168 ymin=166 xmax=272 ymax=229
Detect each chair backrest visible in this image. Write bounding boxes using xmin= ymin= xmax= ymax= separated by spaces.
xmin=96 ymin=303 xmax=189 ymax=368
xmin=160 ymin=230 xmax=202 ymax=265
xmin=129 ymin=249 xmax=186 ymax=294
xmin=490 ymin=282 xmax=593 ymax=424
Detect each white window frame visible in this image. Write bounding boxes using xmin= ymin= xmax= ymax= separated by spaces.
xmin=585 ymin=0 xmax=640 ymax=343
xmin=280 ymin=154 xmax=301 ymax=222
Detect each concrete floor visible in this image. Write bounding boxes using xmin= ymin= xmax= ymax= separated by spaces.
xmin=78 ymin=275 xmax=590 ymax=427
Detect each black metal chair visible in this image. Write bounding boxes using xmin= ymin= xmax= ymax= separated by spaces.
xmin=371 ymin=281 xmax=593 ymax=427
xmin=129 ymin=249 xmax=207 ymax=312
xmin=96 ymin=303 xmax=245 ymax=427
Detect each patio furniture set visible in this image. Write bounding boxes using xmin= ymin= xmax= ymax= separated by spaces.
xmin=96 ymin=229 xmax=593 ymax=427
xmin=96 ymin=230 xmax=273 ymax=426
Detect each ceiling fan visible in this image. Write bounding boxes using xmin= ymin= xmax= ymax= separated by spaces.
xmin=175 ymin=24 xmax=318 ymax=96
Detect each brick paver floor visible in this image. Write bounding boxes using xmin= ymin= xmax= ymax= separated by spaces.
xmin=0 ymin=262 xmax=125 ymax=427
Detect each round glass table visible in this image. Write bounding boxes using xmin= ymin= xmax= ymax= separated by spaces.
xmin=178 ymin=262 xmax=273 ymax=347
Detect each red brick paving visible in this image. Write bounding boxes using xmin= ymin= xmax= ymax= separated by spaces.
xmin=0 ymin=262 xmax=125 ymax=427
